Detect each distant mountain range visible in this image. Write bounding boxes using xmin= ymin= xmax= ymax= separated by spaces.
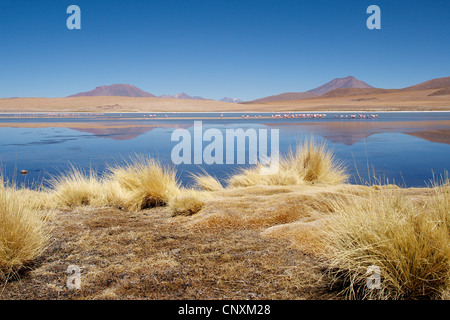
xmin=66 ymin=76 xmax=450 ymax=104
xmin=67 ymin=85 xmax=241 ymax=103
xmin=245 ymin=76 xmax=374 ymax=103
xmin=219 ymin=97 xmax=243 ymax=103
xmin=244 ymin=76 xmax=450 ymax=103
xmin=68 ymin=84 xmax=156 ymax=98
xmin=158 ymin=92 xmax=207 ymax=100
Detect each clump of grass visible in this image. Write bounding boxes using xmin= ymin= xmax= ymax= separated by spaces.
xmin=325 ymin=183 xmax=450 ymax=299
xmin=227 ymin=163 xmax=301 ymax=188
xmin=101 ymin=179 xmax=132 ymax=211
xmin=0 ymin=177 xmax=51 ymax=281
xmin=108 ymin=156 xmax=180 ymax=211
xmin=169 ymin=189 xmax=209 ymax=216
xmin=50 ymin=166 xmax=106 ymax=208
xmin=10 ymin=187 xmax=56 ymax=212
xmin=227 ymin=138 xmax=347 ymax=188
xmin=191 ymin=172 xmax=223 ymax=191
xmin=48 ymin=157 xmax=181 ymax=212
xmin=291 ymin=139 xmax=348 ymax=184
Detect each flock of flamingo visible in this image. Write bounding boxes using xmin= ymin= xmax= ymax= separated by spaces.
xmin=10 ymin=112 xmax=379 ymax=120
xmin=236 ymin=113 xmax=379 ymax=119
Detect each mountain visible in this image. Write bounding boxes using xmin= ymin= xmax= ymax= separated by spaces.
xmin=428 ymin=86 xmax=450 ymax=96
xmin=220 ymin=97 xmax=243 ymax=103
xmin=245 ymin=76 xmax=374 ymax=103
xmin=68 ymin=84 xmax=156 ymax=98
xmin=402 ymin=76 xmax=450 ymax=91
xmin=159 ymin=92 xmax=207 ymax=100
xmin=299 ymin=76 xmax=450 ymax=99
xmin=244 ymin=92 xmax=318 ymax=104
xmin=320 ymin=88 xmax=395 ymax=98
xmin=306 ymin=76 xmax=374 ymax=96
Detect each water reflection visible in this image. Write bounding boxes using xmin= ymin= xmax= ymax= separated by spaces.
xmin=0 ymin=112 xmax=449 ymax=188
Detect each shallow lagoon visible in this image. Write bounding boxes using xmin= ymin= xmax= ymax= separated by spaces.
xmin=0 ymin=112 xmax=449 ymax=188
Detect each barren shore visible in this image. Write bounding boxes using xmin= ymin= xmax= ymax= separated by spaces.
xmin=1 ymin=183 xmax=439 ymax=300
xmin=1 ymin=87 xmax=449 ymax=113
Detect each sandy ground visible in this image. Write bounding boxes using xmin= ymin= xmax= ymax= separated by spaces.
xmin=0 ymin=88 xmax=449 ymax=113
xmin=0 ymin=183 xmax=436 ymax=300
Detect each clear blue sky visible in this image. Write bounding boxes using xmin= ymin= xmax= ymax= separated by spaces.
xmin=0 ymin=0 xmax=449 ymax=100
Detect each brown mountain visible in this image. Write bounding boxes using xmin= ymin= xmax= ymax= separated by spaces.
xmin=306 ymin=76 xmax=450 ymax=98
xmin=245 ymin=76 xmax=374 ymax=103
xmin=68 ymin=84 xmax=156 ymax=98
xmin=402 ymin=76 xmax=450 ymax=91
xmin=428 ymin=86 xmax=450 ymax=96
xmin=306 ymin=76 xmax=374 ymax=96
xmin=244 ymin=92 xmax=318 ymax=104
xmin=320 ymin=87 xmax=395 ymax=98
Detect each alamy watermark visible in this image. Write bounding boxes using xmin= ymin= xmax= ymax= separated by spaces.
xmin=66 ymin=265 xmax=81 ymax=290
xmin=66 ymin=5 xmax=81 ymax=30
xmin=367 ymin=5 xmax=381 ymax=30
xmin=171 ymin=121 xmax=280 ymax=175
xmin=65 ymin=5 xmax=380 ymax=31
xmin=366 ymin=265 xmax=381 ymax=290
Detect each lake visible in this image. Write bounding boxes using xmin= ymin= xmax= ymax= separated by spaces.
xmin=0 ymin=111 xmax=449 ymax=188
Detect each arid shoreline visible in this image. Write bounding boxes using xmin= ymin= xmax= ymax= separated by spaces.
xmin=1 ymin=183 xmax=447 ymax=300
xmin=1 ymin=88 xmax=450 ymax=114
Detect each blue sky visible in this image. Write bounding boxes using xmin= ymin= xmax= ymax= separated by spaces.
xmin=0 ymin=0 xmax=449 ymax=100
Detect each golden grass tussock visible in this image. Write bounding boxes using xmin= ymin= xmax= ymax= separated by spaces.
xmin=169 ymin=189 xmax=209 ymax=216
xmin=50 ymin=166 xmax=106 ymax=208
xmin=107 ymin=156 xmax=180 ymax=211
xmin=48 ymin=157 xmax=181 ymax=212
xmin=227 ymin=163 xmax=301 ymax=188
xmin=291 ymin=139 xmax=348 ymax=185
xmin=227 ymin=138 xmax=348 ymax=188
xmin=0 ymin=177 xmax=52 ymax=281
xmin=9 ymin=188 xmax=56 ymax=213
xmin=324 ymin=185 xmax=450 ymax=300
xmin=191 ymin=172 xmax=223 ymax=192
xmin=101 ymin=179 xmax=133 ymax=211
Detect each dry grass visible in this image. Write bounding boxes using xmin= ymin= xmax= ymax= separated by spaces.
xmin=289 ymin=139 xmax=348 ymax=184
xmin=325 ymin=183 xmax=450 ymax=300
xmin=50 ymin=166 xmax=106 ymax=208
xmin=1 ymin=203 xmax=332 ymax=300
xmin=48 ymin=157 xmax=181 ymax=212
xmin=228 ymin=163 xmax=301 ymax=187
xmin=0 ymin=177 xmax=52 ymax=281
xmin=0 ymin=172 xmax=448 ymax=300
xmin=107 ymin=156 xmax=180 ymax=211
xmin=10 ymin=188 xmax=56 ymax=212
xmin=187 ymin=184 xmax=347 ymax=231
xmin=191 ymin=172 xmax=224 ymax=192
xmin=227 ymin=138 xmax=348 ymax=188
xmin=168 ymin=189 xmax=209 ymax=216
